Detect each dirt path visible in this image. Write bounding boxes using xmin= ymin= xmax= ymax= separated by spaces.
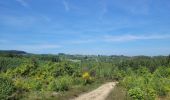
xmin=71 ymin=82 xmax=117 ymax=100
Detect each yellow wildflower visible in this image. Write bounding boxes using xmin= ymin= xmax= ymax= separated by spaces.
xmin=82 ymin=72 xmax=90 ymax=80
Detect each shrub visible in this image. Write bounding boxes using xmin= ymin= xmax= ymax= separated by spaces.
xmin=72 ymin=77 xmax=84 ymax=85
xmin=112 ymin=69 xmax=126 ymax=80
xmin=28 ymin=79 xmax=43 ymax=91
xmin=82 ymin=72 xmax=92 ymax=84
xmin=82 ymin=72 xmax=90 ymax=80
xmin=154 ymin=67 xmax=170 ymax=78
xmin=14 ymin=78 xmax=30 ymax=91
xmin=152 ymin=78 xmax=169 ymax=96
xmin=120 ymin=76 xmax=136 ymax=89
xmin=6 ymin=63 xmax=37 ymax=77
xmin=0 ymin=77 xmax=15 ymax=100
xmin=48 ymin=76 xmax=73 ymax=92
xmin=0 ymin=57 xmax=24 ymax=72
xmin=54 ymin=62 xmax=75 ymax=77
xmin=14 ymin=78 xmax=43 ymax=91
xmin=144 ymin=88 xmax=156 ymax=100
xmin=128 ymin=87 xmax=144 ymax=100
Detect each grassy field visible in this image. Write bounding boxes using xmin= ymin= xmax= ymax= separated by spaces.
xmin=21 ymin=81 xmax=102 ymax=100
xmin=0 ymin=51 xmax=170 ymax=100
xmin=106 ymin=84 xmax=132 ymax=100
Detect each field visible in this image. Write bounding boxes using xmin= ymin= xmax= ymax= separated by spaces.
xmin=0 ymin=50 xmax=170 ymax=100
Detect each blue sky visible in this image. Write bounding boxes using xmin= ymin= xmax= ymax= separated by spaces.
xmin=0 ymin=0 xmax=170 ymax=55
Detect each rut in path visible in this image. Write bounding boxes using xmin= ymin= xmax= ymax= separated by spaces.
xmin=71 ymin=82 xmax=117 ymax=100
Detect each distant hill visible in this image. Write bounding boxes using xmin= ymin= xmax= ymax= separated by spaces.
xmin=0 ymin=50 xmax=27 ymax=55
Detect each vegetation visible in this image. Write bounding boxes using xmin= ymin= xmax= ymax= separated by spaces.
xmin=0 ymin=50 xmax=170 ymax=100
xmin=0 ymin=77 xmax=15 ymax=100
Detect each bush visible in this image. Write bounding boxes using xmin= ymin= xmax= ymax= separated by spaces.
xmin=144 ymin=88 xmax=156 ymax=100
xmin=54 ymin=62 xmax=75 ymax=77
xmin=152 ymin=77 xmax=170 ymax=96
xmin=112 ymin=69 xmax=126 ymax=80
xmin=128 ymin=87 xmax=144 ymax=100
xmin=14 ymin=77 xmax=43 ymax=91
xmin=0 ymin=77 xmax=15 ymax=100
xmin=72 ymin=77 xmax=84 ymax=85
xmin=82 ymin=72 xmax=93 ymax=84
xmin=120 ymin=76 xmax=137 ymax=89
xmin=154 ymin=67 xmax=170 ymax=78
xmin=6 ymin=63 xmax=37 ymax=77
xmin=14 ymin=78 xmax=30 ymax=91
xmin=48 ymin=76 xmax=73 ymax=91
xmin=0 ymin=57 xmax=24 ymax=72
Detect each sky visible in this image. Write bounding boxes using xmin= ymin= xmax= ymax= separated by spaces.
xmin=0 ymin=0 xmax=170 ymax=56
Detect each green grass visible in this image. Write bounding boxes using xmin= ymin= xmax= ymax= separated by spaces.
xmin=20 ymin=80 xmax=103 ymax=100
xmin=156 ymin=93 xmax=170 ymax=100
xmin=107 ymin=84 xmax=170 ymax=100
xmin=106 ymin=84 xmax=132 ymax=100
xmin=54 ymin=83 xmax=101 ymax=100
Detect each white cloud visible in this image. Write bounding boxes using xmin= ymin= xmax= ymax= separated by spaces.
xmin=68 ymin=39 xmax=96 ymax=44
xmin=41 ymin=15 xmax=51 ymax=22
xmin=104 ymin=34 xmax=170 ymax=42
xmin=0 ymin=44 xmax=61 ymax=52
xmin=16 ymin=0 xmax=29 ymax=8
xmin=61 ymin=34 xmax=170 ymax=45
xmin=0 ymin=15 xmax=35 ymax=28
xmin=63 ymin=0 xmax=70 ymax=11
xmin=0 ymin=15 xmax=52 ymax=28
xmin=99 ymin=0 xmax=108 ymax=20
xmin=18 ymin=44 xmax=61 ymax=50
xmin=111 ymin=0 xmax=150 ymax=15
xmin=0 ymin=39 xmax=9 ymax=44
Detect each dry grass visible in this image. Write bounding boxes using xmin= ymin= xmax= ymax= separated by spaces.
xmin=106 ymin=84 xmax=132 ymax=100
xmin=55 ymin=82 xmax=102 ymax=100
xmin=107 ymin=85 xmax=170 ymax=100
xmin=20 ymin=81 xmax=102 ymax=100
xmin=156 ymin=93 xmax=170 ymax=100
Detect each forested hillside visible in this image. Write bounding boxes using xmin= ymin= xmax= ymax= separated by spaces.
xmin=0 ymin=50 xmax=170 ymax=100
